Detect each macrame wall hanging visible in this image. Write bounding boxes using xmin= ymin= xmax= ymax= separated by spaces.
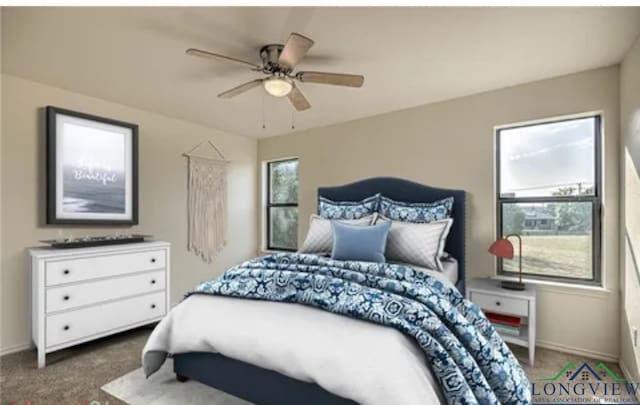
xmin=183 ymin=141 xmax=229 ymax=263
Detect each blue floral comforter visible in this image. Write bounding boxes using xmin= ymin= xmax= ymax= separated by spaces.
xmin=188 ymin=253 xmax=531 ymax=405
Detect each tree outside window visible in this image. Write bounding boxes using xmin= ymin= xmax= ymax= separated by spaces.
xmin=266 ymin=159 xmax=299 ymax=251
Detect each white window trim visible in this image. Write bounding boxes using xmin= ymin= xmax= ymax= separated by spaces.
xmin=492 ymin=111 xmax=606 ymax=289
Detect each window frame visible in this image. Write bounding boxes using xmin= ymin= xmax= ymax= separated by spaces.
xmin=495 ymin=114 xmax=603 ymax=286
xmin=265 ymin=158 xmax=299 ymax=252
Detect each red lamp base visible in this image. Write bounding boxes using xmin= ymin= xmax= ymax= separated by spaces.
xmin=500 ymin=280 xmax=526 ymax=291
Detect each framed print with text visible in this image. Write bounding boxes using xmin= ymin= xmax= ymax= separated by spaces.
xmin=46 ymin=106 xmax=138 ymax=225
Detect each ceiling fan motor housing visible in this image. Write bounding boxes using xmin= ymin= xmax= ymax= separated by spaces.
xmin=260 ymin=44 xmax=289 ymax=74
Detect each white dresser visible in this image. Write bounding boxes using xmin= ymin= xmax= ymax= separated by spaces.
xmin=29 ymin=241 xmax=170 ymax=368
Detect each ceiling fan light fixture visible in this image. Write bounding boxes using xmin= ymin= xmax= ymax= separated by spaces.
xmin=263 ymin=77 xmax=293 ymax=97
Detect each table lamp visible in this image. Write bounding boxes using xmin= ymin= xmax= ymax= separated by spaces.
xmin=489 ymin=234 xmax=526 ymax=291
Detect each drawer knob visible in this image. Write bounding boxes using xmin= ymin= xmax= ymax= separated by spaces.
xmin=63 ymin=269 xmax=70 ymax=275
xmin=151 ymin=258 xmax=156 ymax=263
xmin=63 ymin=325 xmax=70 ymax=331
xmin=63 ymin=295 xmax=70 ymax=301
xmin=495 ymin=301 xmax=501 ymax=306
xmin=151 ymin=304 xmax=156 ymax=309
xmin=151 ymin=279 xmax=156 ymax=285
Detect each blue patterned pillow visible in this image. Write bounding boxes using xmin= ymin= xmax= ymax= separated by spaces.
xmin=379 ymin=195 xmax=453 ymax=223
xmin=318 ymin=194 xmax=380 ymax=220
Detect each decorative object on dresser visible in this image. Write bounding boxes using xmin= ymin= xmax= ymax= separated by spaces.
xmin=30 ymin=241 xmax=170 ymax=368
xmin=39 ymin=234 xmax=152 ymax=249
xmin=46 ymin=106 xmax=139 ymax=225
xmin=466 ymin=278 xmax=536 ymax=365
xmin=183 ymin=141 xmax=229 ymax=263
xmin=489 ymin=234 xmax=526 ymax=291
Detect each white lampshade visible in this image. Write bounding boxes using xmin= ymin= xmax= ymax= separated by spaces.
xmin=263 ymin=77 xmax=293 ymax=97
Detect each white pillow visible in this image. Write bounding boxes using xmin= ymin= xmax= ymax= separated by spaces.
xmin=375 ymin=215 xmax=453 ymax=271
xmin=300 ymin=214 xmax=376 ymax=254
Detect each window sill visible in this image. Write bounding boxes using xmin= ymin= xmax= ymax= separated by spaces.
xmin=492 ymin=274 xmax=611 ymax=297
xmin=259 ymin=249 xmax=297 ymax=255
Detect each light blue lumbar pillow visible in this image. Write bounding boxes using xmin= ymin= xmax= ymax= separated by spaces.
xmin=331 ymin=220 xmax=391 ymax=263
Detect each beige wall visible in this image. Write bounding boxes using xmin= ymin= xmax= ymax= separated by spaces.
xmin=0 ymin=7 xmax=4 ymax=353
xmin=259 ymin=66 xmax=621 ymax=360
xmin=0 ymin=75 xmax=258 ymax=354
xmin=620 ymin=34 xmax=640 ymax=380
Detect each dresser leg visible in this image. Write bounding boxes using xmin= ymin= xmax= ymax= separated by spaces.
xmin=37 ymin=349 xmax=46 ymax=368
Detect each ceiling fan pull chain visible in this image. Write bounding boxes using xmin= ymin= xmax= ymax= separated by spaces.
xmin=291 ymin=110 xmax=295 ymax=131
xmin=262 ymin=92 xmax=267 ymax=130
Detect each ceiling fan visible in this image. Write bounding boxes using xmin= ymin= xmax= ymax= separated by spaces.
xmin=186 ymin=33 xmax=365 ymax=111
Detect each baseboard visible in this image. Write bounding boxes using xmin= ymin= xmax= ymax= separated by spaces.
xmin=620 ymin=359 xmax=638 ymax=380
xmin=536 ymin=339 xmax=618 ymax=362
xmin=620 ymin=360 xmax=640 ymax=402
xmin=0 ymin=341 xmax=33 ymax=357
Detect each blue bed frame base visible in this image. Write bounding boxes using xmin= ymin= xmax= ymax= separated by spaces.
xmin=174 ymin=352 xmax=357 ymax=405
xmin=318 ymin=177 xmax=466 ymax=294
xmin=174 ymin=177 xmax=467 ymax=404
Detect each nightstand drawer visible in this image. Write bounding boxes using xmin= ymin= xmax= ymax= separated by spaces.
xmin=470 ymin=291 xmax=528 ymax=317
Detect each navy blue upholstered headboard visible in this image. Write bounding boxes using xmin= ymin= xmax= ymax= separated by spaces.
xmin=318 ymin=177 xmax=466 ymax=294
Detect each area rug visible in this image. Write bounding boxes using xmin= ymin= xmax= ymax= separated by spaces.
xmin=101 ymin=359 xmax=251 ymax=405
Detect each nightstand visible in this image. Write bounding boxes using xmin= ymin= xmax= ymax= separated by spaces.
xmin=466 ymin=278 xmax=537 ymax=366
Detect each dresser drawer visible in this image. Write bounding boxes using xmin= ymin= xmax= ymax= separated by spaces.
xmin=46 ymin=291 xmax=165 ymax=348
xmin=470 ymin=291 xmax=529 ymax=317
xmin=46 ymin=249 xmax=166 ymax=286
xmin=46 ymin=270 xmax=166 ymax=313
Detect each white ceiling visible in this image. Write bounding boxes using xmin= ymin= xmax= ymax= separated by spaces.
xmin=3 ymin=7 xmax=640 ymax=137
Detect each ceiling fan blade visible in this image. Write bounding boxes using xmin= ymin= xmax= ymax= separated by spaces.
xmin=278 ymin=33 xmax=314 ymax=69
xmin=287 ymin=83 xmax=311 ymax=111
xmin=296 ymin=71 xmax=364 ymax=88
xmin=218 ymin=79 xmax=264 ymax=99
xmin=186 ymin=48 xmax=259 ymax=69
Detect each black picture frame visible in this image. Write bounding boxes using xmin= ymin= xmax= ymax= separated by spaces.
xmin=46 ymin=106 xmax=139 ymax=225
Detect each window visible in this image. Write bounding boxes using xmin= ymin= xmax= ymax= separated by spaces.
xmin=496 ymin=115 xmax=602 ymax=284
xmin=266 ymin=158 xmax=299 ymax=251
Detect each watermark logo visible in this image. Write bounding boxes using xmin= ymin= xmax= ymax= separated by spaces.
xmin=532 ymin=361 xmax=640 ymax=404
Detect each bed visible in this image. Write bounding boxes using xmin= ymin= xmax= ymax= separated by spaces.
xmin=142 ymin=177 xmax=528 ymax=405
xmin=177 ymin=178 xmax=465 ymax=405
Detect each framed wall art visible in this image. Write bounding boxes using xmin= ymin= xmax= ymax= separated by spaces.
xmin=46 ymin=106 xmax=139 ymax=225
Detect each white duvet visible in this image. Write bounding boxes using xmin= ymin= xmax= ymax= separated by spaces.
xmin=143 ymin=269 xmax=450 ymax=405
